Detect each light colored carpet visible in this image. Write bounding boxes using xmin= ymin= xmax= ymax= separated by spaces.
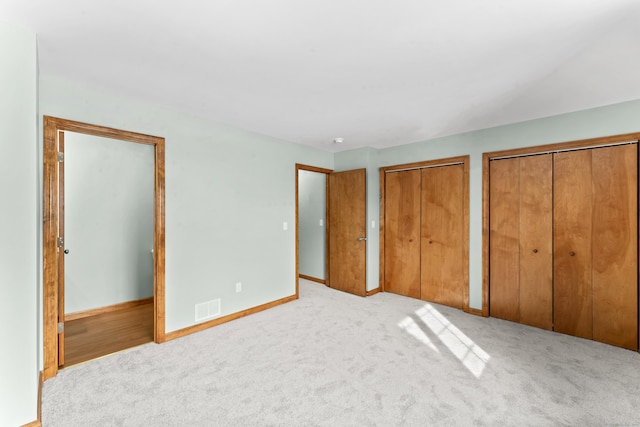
xmin=43 ymin=279 xmax=640 ymax=426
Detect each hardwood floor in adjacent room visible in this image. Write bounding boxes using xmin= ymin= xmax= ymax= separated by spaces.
xmin=64 ymin=303 xmax=154 ymax=367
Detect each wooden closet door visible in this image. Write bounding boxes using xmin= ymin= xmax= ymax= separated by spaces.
xmin=421 ymin=164 xmax=464 ymax=308
xmin=384 ymin=170 xmax=421 ymax=298
xmin=592 ymin=144 xmax=637 ymax=349
xmin=553 ymin=150 xmax=593 ymax=340
xmin=490 ymin=155 xmax=553 ymax=327
xmin=519 ymin=155 xmax=553 ymax=330
xmin=489 ymin=158 xmax=520 ymax=322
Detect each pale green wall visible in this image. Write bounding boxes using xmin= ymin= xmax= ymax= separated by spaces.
xmin=376 ymin=99 xmax=640 ymax=309
xmin=0 ymin=21 xmax=39 ymax=427
xmin=38 ymin=75 xmax=334 ymax=333
xmin=64 ymin=132 xmax=155 ymax=313
xmin=298 ymin=170 xmax=326 ymax=279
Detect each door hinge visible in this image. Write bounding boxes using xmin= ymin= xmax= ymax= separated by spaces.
xmin=57 ymin=237 xmax=64 ymax=248
xmin=58 ymin=322 xmax=64 ymax=333
xmin=58 ymin=152 xmax=64 ymax=162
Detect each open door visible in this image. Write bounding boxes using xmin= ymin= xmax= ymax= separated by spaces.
xmin=57 ymin=131 xmax=66 ymax=366
xmin=328 ymin=168 xmax=367 ymax=296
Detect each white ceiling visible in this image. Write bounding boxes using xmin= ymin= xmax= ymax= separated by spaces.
xmin=2 ymin=0 xmax=640 ymax=152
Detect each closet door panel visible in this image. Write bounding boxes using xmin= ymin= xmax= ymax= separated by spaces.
xmin=519 ymin=155 xmax=553 ymax=330
xmin=384 ymin=170 xmax=421 ymax=298
xmin=592 ymin=144 xmax=638 ymax=349
xmin=489 ymin=158 xmax=520 ymax=322
xmin=421 ymin=164 xmax=464 ymax=308
xmin=554 ymin=150 xmax=593 ymax=340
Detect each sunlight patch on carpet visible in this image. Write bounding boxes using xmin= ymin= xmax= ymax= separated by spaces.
xmin=398 ymin=316 xmax=440 ymax=352
xmin=418 ymin=304 xmax=490 ymax=378
xmin=400 ymin=304 xmax=490 ymax=378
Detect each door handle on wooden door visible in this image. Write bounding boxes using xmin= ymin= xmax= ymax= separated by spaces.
xmin=357 ymin=237 xmax=367 ymax=241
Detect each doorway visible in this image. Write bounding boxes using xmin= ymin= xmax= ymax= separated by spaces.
xmin=43 ymin=116 xmax=166 ymax=380
xmin=62 ymin=130 xmax=155 ymax=366
xmin=297 ymin=168 xmax=329 ymax=284
xmin=295 ymin=164 xmax=368 ymax=297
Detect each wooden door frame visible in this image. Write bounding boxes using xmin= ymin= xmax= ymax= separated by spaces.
xmin=295 ymin=164 xmax=333 ymax=296
xmin=43 ymin=116 xmax=166 ymax=380
xmin=379 ymin=156 xmax=470 ymax=312
xmin=482 ymin=131 xmax=640 ymax=319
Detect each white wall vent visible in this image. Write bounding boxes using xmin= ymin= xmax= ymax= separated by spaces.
xmin=195 ymin=299 xmax=221 ymax=322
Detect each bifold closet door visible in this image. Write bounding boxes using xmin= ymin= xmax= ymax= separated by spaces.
xmin=489 ymin=158 xmax=520 ymax=322
xmin=384 ymin=169 xmax=421 ymax=298
xmin=489 ymin=155 xmax=553 ymax=329
xmin=592 ymin=145 xmax=637 ymax=349
xmin=553 ymin=150 xmax=593 ymax=340
xmin=554 ymin=144 xmax=637 ymax=349
xmin=421 ymin=164 xmax=465 ymax=308
xmin=518 ymin=155 xmax=553 ymax=329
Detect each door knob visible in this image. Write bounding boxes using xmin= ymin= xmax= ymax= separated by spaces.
xmin=64 ymin=249 xmax=69 ymax=254
xmin=532 ymin=249 xmax=538 ymax=253
xmin=357 ymin=236 xmax=367 ymax=241
xmin=569 ymin=251 xmax=576 ymax=256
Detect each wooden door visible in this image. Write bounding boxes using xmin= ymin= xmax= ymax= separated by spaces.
xmin=58 ymin=131 xmax=66 ymax=366
xmin=384 ymin=170 xmax=421 ymax=298
xmin=591 ymin=144 xmax=637 ymax=349
xmin=421 ymin=164 xmax=465 ymax=308
xmin=554 ymin=150 xmax=594 ymax=340
xmin=328 ymin=169 xmax=367 ymax=296
xmin=489 ymin=158 xmax=520 ymax=322
xmin=488 ymin=139 xmax=638 ymax=349
xmin=489 ymin=155 xmax=552 ymax=328
xmin=518 ymin=155 xmax=553 ymax=330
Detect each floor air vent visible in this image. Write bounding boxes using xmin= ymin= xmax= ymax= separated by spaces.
xmin=195 ymin=299 xmax=221 ymax=322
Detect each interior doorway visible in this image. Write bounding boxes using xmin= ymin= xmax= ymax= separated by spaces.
xmin=297 ymin=168 xmax=329 ymax=284
xmin=296 ymin=164 xmax=332 ymax=295
xmin=61 ymin=130 xmax=155 ymax=366
xmin=295 ymin=164 xmax=368 ymax=297
xmin=43 ymin=116 xmax=166 ymax=380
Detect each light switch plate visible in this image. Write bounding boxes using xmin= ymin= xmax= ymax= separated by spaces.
xmin=283 ymin=221 xmax=288 ymax=231
xmin=319 ymin=219 xmax=324 ymax=226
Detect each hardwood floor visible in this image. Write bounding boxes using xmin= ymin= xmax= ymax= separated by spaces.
xmin=64 ymin=302 xmax=154 ymax=367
